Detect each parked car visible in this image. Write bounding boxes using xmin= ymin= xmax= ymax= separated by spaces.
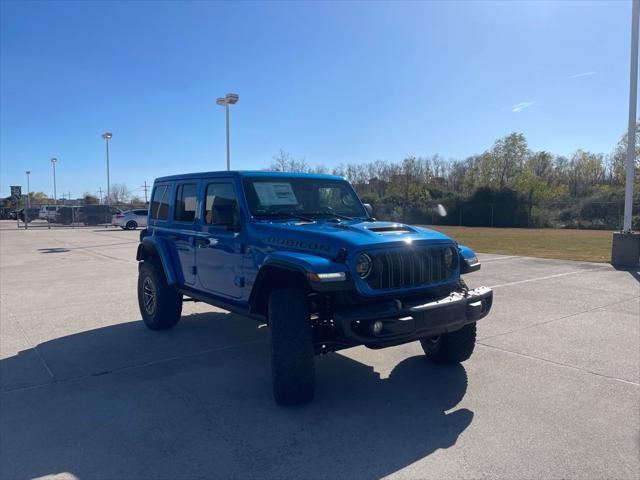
xmin=17 ymin=207 xmax=42 ymax=223
xmin=54 ymin=206 xmax=77 ymax=225
xmin=136 ymin=171 xmax=492 ymax=405
xmin=77 ymin=205 xmax=121 ymax=225
xmin=39 ymin=205 xmax=61 ymax=222
xmin=113 ymin=209 xmax=148 ymax=230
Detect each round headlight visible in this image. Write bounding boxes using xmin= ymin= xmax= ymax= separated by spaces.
xmin=356 ymin=253 xmax=373 ymax=278
xmin=444 ymin=247 xmax=454 ymax=269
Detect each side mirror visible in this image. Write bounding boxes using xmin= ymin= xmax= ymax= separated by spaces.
xmin=363 ymin=203 xmax=374 ymax=218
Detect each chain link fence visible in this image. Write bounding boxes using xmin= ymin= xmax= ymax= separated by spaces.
xmin=372 ymin=201 xmax=640 ymax=230
xmin=12 ymin=203 xmax=142 ymax=229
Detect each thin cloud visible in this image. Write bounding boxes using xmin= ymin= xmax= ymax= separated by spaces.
xmin=510 ymin=101 xmax=534 ymax=113
xmin=568 ymin=71 xmax=596 ymax=79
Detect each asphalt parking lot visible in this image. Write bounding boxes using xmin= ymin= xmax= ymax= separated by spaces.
xmin=0 ymin=221 xmax=638 ymax=480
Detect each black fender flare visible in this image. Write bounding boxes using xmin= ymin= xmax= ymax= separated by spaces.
xmin=136 ymin=238 xmax=179 ymax=285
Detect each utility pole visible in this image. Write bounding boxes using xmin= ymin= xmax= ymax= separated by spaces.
xmin=141 ymin=181 xmax=149 ymax=203
xmin=98 ymin=187 xmax=104 ymax=204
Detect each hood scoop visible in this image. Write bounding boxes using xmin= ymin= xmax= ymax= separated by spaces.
xmin=366 ymin=224 xmax=415 ymax=234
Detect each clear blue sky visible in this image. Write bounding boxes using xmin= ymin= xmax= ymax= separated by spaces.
xmin=0 ymin=0 xmax=635 ymax=199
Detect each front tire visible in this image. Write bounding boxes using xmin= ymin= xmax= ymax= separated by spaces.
xmin=268 ymin=287 xmax=315 ymax=405
xmin=420 ymin=323 xmax=477 ymax=364
xmin=138 ymin=261 xmax=182 ymax=330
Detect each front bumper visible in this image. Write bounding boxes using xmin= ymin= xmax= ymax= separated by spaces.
xmin=333 ymin=286 xmax=493 ymax=349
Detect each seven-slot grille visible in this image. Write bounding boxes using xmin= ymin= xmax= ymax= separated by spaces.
xmin=363 ymin=245 xmax=456 ymax=290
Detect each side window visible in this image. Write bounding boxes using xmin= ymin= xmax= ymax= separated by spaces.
xmin=204 ymin=183 xmax=239 ymax=228
xmin=175 ymin=183 xmax=197 ymax=222
xmin=135 ymin=209 xmax=147 ymax=216
xmin=150 ymin=184 xmax=170 ymax=220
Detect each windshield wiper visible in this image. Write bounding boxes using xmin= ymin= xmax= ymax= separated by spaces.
xmin=253 ymin=212 xmax=315 ymax=222
xmin=301 ymin=211 xmax=354 ymax=221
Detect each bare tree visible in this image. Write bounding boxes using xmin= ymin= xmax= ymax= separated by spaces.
xmin=270 ymin=149 xmax=309 ymax=173
xmin=109 ymin=183 xmax=131 ymax=204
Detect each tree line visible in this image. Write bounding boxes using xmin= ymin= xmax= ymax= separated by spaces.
xmin=269 ymin=125 xmax=640 ymax=229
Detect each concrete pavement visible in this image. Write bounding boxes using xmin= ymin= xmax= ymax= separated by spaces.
xmin=0 ymin=222 xmax=638 ymax=479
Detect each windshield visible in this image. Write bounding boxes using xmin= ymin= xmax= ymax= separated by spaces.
xmin=243 ymin=177 xmax=367 ymax=219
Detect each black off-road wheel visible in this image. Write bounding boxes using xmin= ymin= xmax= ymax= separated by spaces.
xmin=268 ymin=287 xmax=315 ymax=405
xmin=138 ymin=261 xmax=182 ymax=330
xmin=126 ymin=220 xmax=138 ymax=230
xmin=420 ymin=323 xmax=477 ymax=364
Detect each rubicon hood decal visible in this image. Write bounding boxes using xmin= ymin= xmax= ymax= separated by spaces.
xmin=266 ymin=236 xmax=331 ymax=253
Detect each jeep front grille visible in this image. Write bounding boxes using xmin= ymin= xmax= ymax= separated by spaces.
xmin=363 ymin=246 xmax=457 ymax=290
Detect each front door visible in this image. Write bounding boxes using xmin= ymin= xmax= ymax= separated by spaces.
xmin=196 ymin=182 xmax=243 ymax=299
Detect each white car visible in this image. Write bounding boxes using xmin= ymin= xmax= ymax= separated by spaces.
xmin=39 ymin=205 xmax=60 ymax=221
xmin=113 ymin=209 xmax=148 ymax=230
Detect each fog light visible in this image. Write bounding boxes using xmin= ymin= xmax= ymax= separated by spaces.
xmin=371 ymin=320 xmax=383 ymax=335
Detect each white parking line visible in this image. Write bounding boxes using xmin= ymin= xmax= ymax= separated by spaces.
xmin=480 ymin=255 xmax=519 ymax=262
xmin=490 ymin=265 xmax=610 ymax=288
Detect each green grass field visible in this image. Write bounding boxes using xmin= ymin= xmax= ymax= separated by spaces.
xmin=427 ymin=226 xmax=613 ymax=263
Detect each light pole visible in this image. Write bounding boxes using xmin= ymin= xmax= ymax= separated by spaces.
xmin=50 ymin=157 xmax=58 ymax=205
xmin=624 ymin=0 xmax=639 ymax=234
xmin=102 ymin=132 xmax=113 ymax=205
xmin=216 ymin=93 xmax=239 ymax=170
xmin=25 ymin=171 xmax=30 ymax=208
xmin=612 ymin=0 xmax=640 ymax=266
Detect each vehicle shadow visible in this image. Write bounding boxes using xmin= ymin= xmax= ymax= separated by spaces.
xmin=0 ymin=312 xmax=473 ymax=480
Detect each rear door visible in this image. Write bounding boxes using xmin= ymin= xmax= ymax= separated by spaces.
xmin=195 ymin=181 xmax=243 ymax=299
xmin=170 ymin=182 xmax=199 ymax=286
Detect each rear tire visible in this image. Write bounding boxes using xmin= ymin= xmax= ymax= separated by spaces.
xmin=269 ymin=287 xmax=315 ymax=405
xmin=420 ymin=323 xmax=477 ymax=364
xmin=138 ymin=261 xmax=182 ymax=330
xmin=126 ymin=220 xmax=138 ymax=230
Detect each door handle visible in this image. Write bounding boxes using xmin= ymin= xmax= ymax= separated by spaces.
xmin=197 ymin=238 xmax=217 ymax=248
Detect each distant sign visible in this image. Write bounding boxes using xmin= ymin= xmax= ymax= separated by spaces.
xmin=10 ymin=186 xmax=21 ymax=201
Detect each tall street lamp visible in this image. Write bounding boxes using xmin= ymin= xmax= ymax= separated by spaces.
xmin=216 ymin=93 xmax=239 ymax=171
xmin=50 ymin=157 xmax=58 ymax=205
xmin=102 ymin=132 xmax=113 ymax=205
xmin=612 ymin=0 xmax=640 ymax=266
xmin=25 ymin=171 xmax=30 ymax=208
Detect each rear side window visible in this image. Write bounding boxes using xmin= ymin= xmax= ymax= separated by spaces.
xmin=175 ymin=184 xmax=197 ymax=222
xmin=134 ymin=209 xmax=147 ymax=216
xmin=205 ymin=183 xmax=239 ymax=227
xmin=150 ymin=184 xmax=170 ymax=220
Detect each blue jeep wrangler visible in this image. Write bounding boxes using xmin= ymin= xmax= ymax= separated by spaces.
xmin=137 ymin=171 xmax=492 ymax=405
